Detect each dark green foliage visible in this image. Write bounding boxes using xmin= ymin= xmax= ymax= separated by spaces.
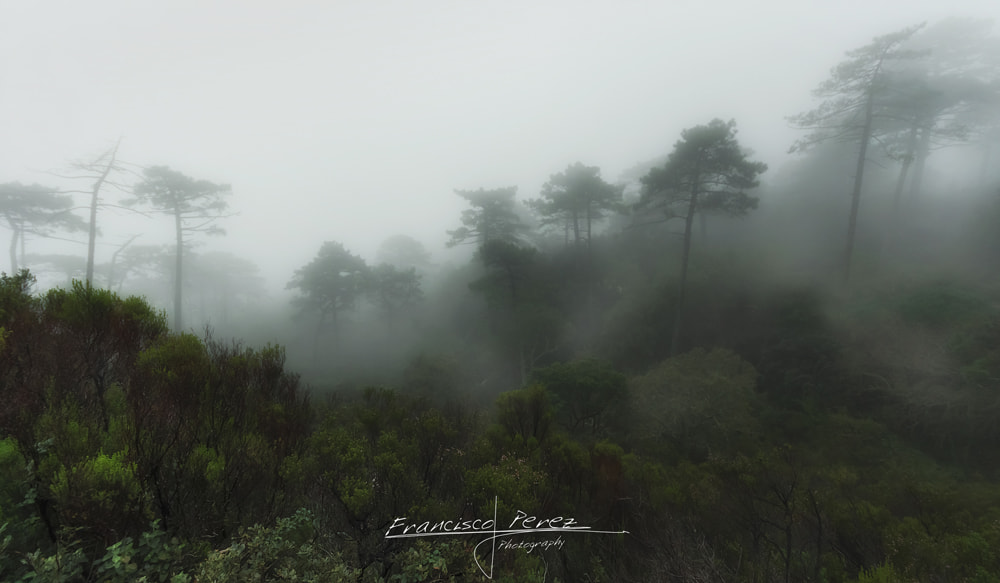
xmin=752 ymin=288 xmax=846 ymax=406
xmin=895 ymin=280 xmax=991 ymax=328
xmin=951 ymin=315 xmax=1000 ymax=386
xmin=531 ymin=358 xmax=627 ymax=436
xmin=193 ymin=509 xmax=356 ymax=582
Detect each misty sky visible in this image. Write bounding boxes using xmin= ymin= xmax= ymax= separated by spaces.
xmin=3 ymin=0 xmax=999 ymax=294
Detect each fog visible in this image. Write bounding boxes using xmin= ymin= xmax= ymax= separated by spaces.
xmin=3 ymin=0 xmax=1000 ymax=384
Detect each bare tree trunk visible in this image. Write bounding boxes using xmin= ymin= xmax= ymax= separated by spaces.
xmin=86 ymin=139 xmax=121 ymax=285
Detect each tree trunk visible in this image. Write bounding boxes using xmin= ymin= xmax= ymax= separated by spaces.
xmin=908 ymin=124 xmax=932 ymax=201
xmin=572 ymin=208 xmax=580 ymax=248
xmin=174 ymin=209 xmax=183 ymax=330
xmin=880 ymin=124 xmax=918 ymax=262
xmin=86 ymin=185 xmax=99 ymax=284
xmin=670 ymin=174 xmax=700 ymax=357
xmin=86 ymin=139 xmax=120 ymax=285
xmin=699 ymin=211 xmax=707 ymax=244
xmin=8 ymin=227 xmax=18 ymax=273
xmin=844 ymin=85 xmax=877 ymax=285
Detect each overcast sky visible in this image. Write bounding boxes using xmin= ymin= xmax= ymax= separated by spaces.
xmin=2 ymin=0 xmax=999 ymax=293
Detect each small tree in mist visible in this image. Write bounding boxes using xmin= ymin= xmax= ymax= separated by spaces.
xmin=376 ymin=234 xmax=433 ymax=272
xmin=127 ymin=166 xmax=232 ymax=330
xmin=0 ymin=182 xmax=87 ymax=274
xmin=639 ymin=119 xmax=765 ymax=356
xmin=446 ymin=186 xmax=525 ymax=248
xmin=789 ymin=24 xmax=925 ymax=283
xmin=367 ymin=263 xmax=422 ymax=331
xmin=287 ymin=241 xmax=369 ymax=361
xmin=528 ymin=162 xmax=624 ymax=249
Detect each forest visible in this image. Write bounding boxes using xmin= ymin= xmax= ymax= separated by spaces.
xmin=3 ymin=18 xmax=1000 ymax=583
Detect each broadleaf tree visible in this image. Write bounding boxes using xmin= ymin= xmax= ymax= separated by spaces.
xmin=126 ymin=166 xmax=232 ymax=330
xmin=639 ymin=118 xmax=766 ymax=356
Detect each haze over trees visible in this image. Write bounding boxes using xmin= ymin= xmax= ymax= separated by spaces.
xmin=5 ymin=15 xmax=1000 ymax=583
xmin=0 ymin=182 xmax=86 ymax=273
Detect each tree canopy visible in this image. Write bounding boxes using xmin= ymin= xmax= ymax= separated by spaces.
xmin=0 ymin=182 xmax=87 ymax=274
xmin=128 ymin=166 xmax=232 ymax=329
xmin=446 ymin=187 xmax=524 ymax=248
xmin=529 ymin=162 xmax=623 ymax=248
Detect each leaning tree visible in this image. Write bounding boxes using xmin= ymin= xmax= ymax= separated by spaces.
xmin=789 ymin=24 xmax=925 ymax=283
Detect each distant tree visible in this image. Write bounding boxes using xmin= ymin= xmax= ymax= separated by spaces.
xmin=446 ymin=187 xmax=525 ymax=248
xmin=640 ymin=119 xmax=765 ymax=356
xmin=788 ymin=24 xmax=925 ymax=283
xmin=0 ymin=182 xmax=87 ymax=274
xmin=367 ymin=263 xmax=422 ymax=330
xmin=127 ymin=166 xmax=232 ymax=330
xmin=528 ymin=163 xmax=624 ymax=249
xmin=286 ymin=241 xmax=368 ymax=359
xmin=51 ymin=139 xmax=138 ymax=284
xmin=898 ymin=18 xmax=1000 ymax=197
xmin=185 ymin=251 xmax=265 ymax=327
xmin=376 ymin=234 xmax=433 ymax=272
xmin=470 ymin=240 xmax=561 ymax=383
